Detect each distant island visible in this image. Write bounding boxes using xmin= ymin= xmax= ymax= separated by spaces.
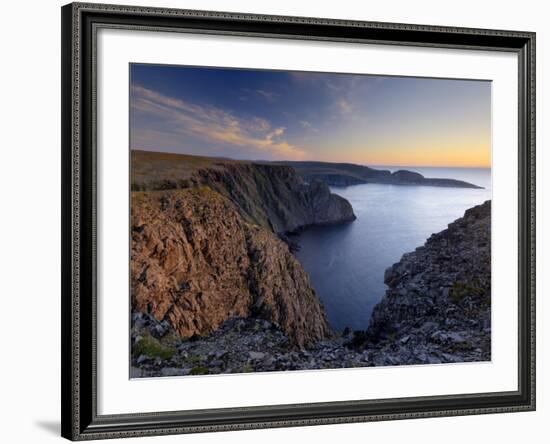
xmin=269 ymin=160 xmax=483 ymax=189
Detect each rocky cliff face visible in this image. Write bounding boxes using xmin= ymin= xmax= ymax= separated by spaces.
xmin=130 ymin=151 xmax=356 ymax=349
xmin=131 ymin=187 xmax=331 ymax=348
xmin=197 ymin=164 xmax=356 ymax=233
xmin=355 ymin=200 xmax=491 ymax=365
xmin=131 ymin=150 xmax=356 ymax=234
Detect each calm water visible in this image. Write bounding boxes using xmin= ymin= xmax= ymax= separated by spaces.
xmin=292 ymin=167 xmax=492 ymax=332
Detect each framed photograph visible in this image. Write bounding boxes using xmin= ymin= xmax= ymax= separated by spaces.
xmin=61 ymin=2 xmax=536 ymax=440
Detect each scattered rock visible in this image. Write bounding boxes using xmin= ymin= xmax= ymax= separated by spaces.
xmin=249 ymin=351 xmax=266 ymax=361
xmin=161 ymin=367 xmax=189 ymax=377
xmin=363 ymin=201 xmax=491 ymax=365
xmin=136 ymin=354 xmax=149 ymax=365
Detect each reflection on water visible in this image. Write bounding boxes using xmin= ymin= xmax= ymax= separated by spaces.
xmin=292 ymin=167 xmax=491 ymax=331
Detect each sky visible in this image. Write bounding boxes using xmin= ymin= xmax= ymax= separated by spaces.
xmin=130 ymin=64 xmax=491 ymax=168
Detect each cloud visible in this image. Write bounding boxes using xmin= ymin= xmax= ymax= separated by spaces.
xmin=299 ymin=120 xmax=319 ymax=133
xmin=338 ymin=99 xmax=353 ymax=114
xmin=267 ymin=127 xmax=285 ymax=138
xmin=131 ymin=85 xmax=304 ymax=159
xmin=255 ymin=89 xmax=277 ymax=102
xmin=241 ymin=88 xmax=278 ymax=102
xmin=324 ymin=79 xmax=343 ymax=91
xmin=250 ymin=117 xmax=271 ymax=132
xmin=288 ymin=71 xmax=363 ymax=118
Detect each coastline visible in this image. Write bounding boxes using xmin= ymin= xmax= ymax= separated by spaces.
xmin=131 ymin=200 xmax=491 ymax=377
xmin=129 ymin=150 xmax=491 ymax=377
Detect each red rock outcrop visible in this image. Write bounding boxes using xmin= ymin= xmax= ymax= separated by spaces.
xmin=131 ymin=187 xmax=330 ymax=348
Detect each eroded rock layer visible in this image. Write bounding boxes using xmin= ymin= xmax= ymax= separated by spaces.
xmin=131 ymin=187 xmax=330 ymax=348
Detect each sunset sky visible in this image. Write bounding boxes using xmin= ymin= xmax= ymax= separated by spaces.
xmin=130 ymin=64 xmax=491 ymax=168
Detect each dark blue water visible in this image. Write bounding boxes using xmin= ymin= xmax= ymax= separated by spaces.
xmin=293 ymin=167 xmax=492 ymax=332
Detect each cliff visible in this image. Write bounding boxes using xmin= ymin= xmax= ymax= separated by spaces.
xmin=131 ymin=187 xmax=331 ymax=348
xmin=130 ymin=197 xmax=492 ymax=376
xmin=194 ymin=164 xmax=355 ymax=233
xmin=271 ymin=161 xmax=483 ymax=189
xmin=132 ymin=150 xmax=356 ymax=233
xmin=353 ymin=200 xmax=491 ymax=365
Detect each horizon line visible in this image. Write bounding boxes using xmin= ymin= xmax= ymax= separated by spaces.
xmin=130 ymin=148 xmax=491 ymax=169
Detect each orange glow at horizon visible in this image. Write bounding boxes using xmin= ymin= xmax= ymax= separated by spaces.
xmin=309 ymin=132 xmax=492 ymax=169
xmin=351 ymin=146 xmax=491 ymax=168
xmin=309 ymin=144 xmax=491 ymax=168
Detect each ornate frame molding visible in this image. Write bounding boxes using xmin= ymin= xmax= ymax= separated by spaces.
xmin=61 ymin=2 xmax=535 ymax=440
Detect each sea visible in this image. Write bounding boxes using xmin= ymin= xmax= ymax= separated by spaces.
xmin=292 ymin=166 xmax=492 ymax=332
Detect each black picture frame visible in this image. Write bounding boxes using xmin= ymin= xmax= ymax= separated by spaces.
xmin=61 ymin=2 xmax=536 ymax=440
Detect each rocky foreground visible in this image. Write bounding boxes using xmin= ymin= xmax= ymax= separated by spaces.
xmin=357 ymin=200 xmax=491 ymax=364
xmin=131 ymin=199 xmax=491 ymax=377
xmin=131 ymin=314 xmax=368 ymax=377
